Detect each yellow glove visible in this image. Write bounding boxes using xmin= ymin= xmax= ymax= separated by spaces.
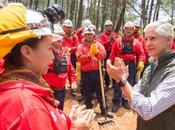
xmin=137 ymin=61 xmax=144 ymax=73
xmin=87 ymin=48 xmax=94 ymax=57
xmin=90 ymin=43 xmax=99 ymax=55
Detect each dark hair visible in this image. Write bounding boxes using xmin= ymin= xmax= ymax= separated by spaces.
xmin=4 ymin=37 xmax=43 ymax=70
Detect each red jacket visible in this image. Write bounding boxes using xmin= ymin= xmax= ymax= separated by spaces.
xmin=0 ymin=81 xmax=72 ymax=130
xmin=43 ymin=50 xmax=76 ymax=90
xmin=76 ymin=40 xmax=106 ymax=71
xmin=134 ymin=34 xmax=149 ymax=62
xmin=62 ymin=34 xmax=79 ymax=53
xmin=99 ymin=31 xmax=120 ymax=51
xmin=75 ymin=27 xmax=84 ymax=42
xmin=110 ymin=36 xmax=145 ymax=63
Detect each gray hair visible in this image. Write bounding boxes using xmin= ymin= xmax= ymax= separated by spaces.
xmin=144 ymin=21 xmax=174 ymax=38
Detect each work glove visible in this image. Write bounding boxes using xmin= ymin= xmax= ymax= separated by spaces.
xmin=90 ymin=43 xmax=99 ymax=55
xmin=137 ymin=61 xmax=144 ymax=73
xmin=87 ymin=43 xmax=99 ymax=57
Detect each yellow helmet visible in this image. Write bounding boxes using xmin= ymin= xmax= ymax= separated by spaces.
xmin=0 ymin=3 xmax=54 ymax=58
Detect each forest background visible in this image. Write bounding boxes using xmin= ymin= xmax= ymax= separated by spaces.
xmin=1 ymin=0 xmax=175 ymax=34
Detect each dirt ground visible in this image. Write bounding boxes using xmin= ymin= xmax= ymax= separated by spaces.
xmin=64 ymin=87 xmax=137 ymax=130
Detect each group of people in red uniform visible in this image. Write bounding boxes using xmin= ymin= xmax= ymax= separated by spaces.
xmin=56 ymin=18 xmax=149 ymax=116
xmin=2 ymin=2 xmax=175 ymax=130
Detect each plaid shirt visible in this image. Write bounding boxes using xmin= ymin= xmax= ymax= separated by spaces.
xmin=130 ymin=72 xmax=175 ymax=120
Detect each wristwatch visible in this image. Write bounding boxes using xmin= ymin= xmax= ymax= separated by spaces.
xmin=118 ymin=79 xmax=128 ymax=87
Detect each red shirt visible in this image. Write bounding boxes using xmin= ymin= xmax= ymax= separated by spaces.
xmin=76 ymin=40 xmax=106 ymax=71
xmin=43 ymin=50 xmax=76 ymax=90
xmin=62 ymin=34 xmax=79 ymax=53
xmin=110 ymin=36 xmax=145 ymax=63
xmin=99 ymin=31 xmax=120 ymax=51
xmin=0 ymin=81 xmax=72 ymax=130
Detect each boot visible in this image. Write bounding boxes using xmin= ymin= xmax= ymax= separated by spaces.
xmin=112 ymin=104 xmax=119 ymax=113
xmin=122 ymin=100 xmax=130 ymax=110
xmin=101 ymin=109 xmax=114 ymax=118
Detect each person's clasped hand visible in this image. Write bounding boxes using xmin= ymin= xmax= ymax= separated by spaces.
xmin=108 ymin=35 xmax=114 ymax=42
xmin=106 ymin=57 xmax=129 ymax=81
xmin=69 ymin=105 xmax=96 ymax=130
xmin=88 ymin=43 xmax=99 ymax=57
xmin=137 ymin=61 xmax=144 ymax=73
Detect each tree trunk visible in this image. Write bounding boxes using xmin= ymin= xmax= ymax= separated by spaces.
xmin=93 ymin=0 xmax=97 ymax=24
xmin=89 ymin=0 xmax=94 ymax=21
xmin=171 ymin=0 xmax=174 ymax=24
xmin=34 ymin=0 xmax=39 ymax=10
xmin=148 ymin=0 xmax=154 ymax=23
xmin=100 ymin=0 xmax=107 ymax=32
xmin=29 ymin=0 xmax=33 ymax=9
xmin=74 ymin=0 xmax=79 ymax=27
xmin=55 ymin=0 xmax=58 ymax=3
xmin=69 ymin=0 xmax=76 ymax=21
xmin=141 ymin=0 xmax=146 ymax=28
xmin=47 ymin=0 xmax=50 ymax=7
xmin=66 ymin=0 xmax=70 ymax=18
xmin=76 ymin=0 xmax=84 ymax=28
xmin=155 ymin=0 xmax=161 ymax=21
xmin=153 ymin=0 xmax=161 ymax=21
xmin=96 ymin=0 xmax=101 ymax=33
xmin=114 ymin=0 xmax=126 ymax=33
xmin=61 ymin=0 xmax=64 ymax=8
xmin=111 ymin=0 xmax=119 ymax=25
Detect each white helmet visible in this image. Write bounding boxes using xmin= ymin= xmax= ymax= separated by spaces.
xmin=6 ymin=3 xmax=53 ymax=37
xmin=83 ymin=27 xmax=95 ymax=35
xmin=26 ymin=10 xmax=53 ymax=37
xmin=63 ymin=19 xmax=73 ymax=27
xmin=124 ymin=21 xmax=135 ymax=29
xmin=88 ymin=24 xmax=96 ymax=31
xmin=134 ymin=21 xmax=140 ymax=27
xmin=105 ymin=20 xmax=113 ymax=26
xmin=82 ymin=19 xmax=92 ymax=28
